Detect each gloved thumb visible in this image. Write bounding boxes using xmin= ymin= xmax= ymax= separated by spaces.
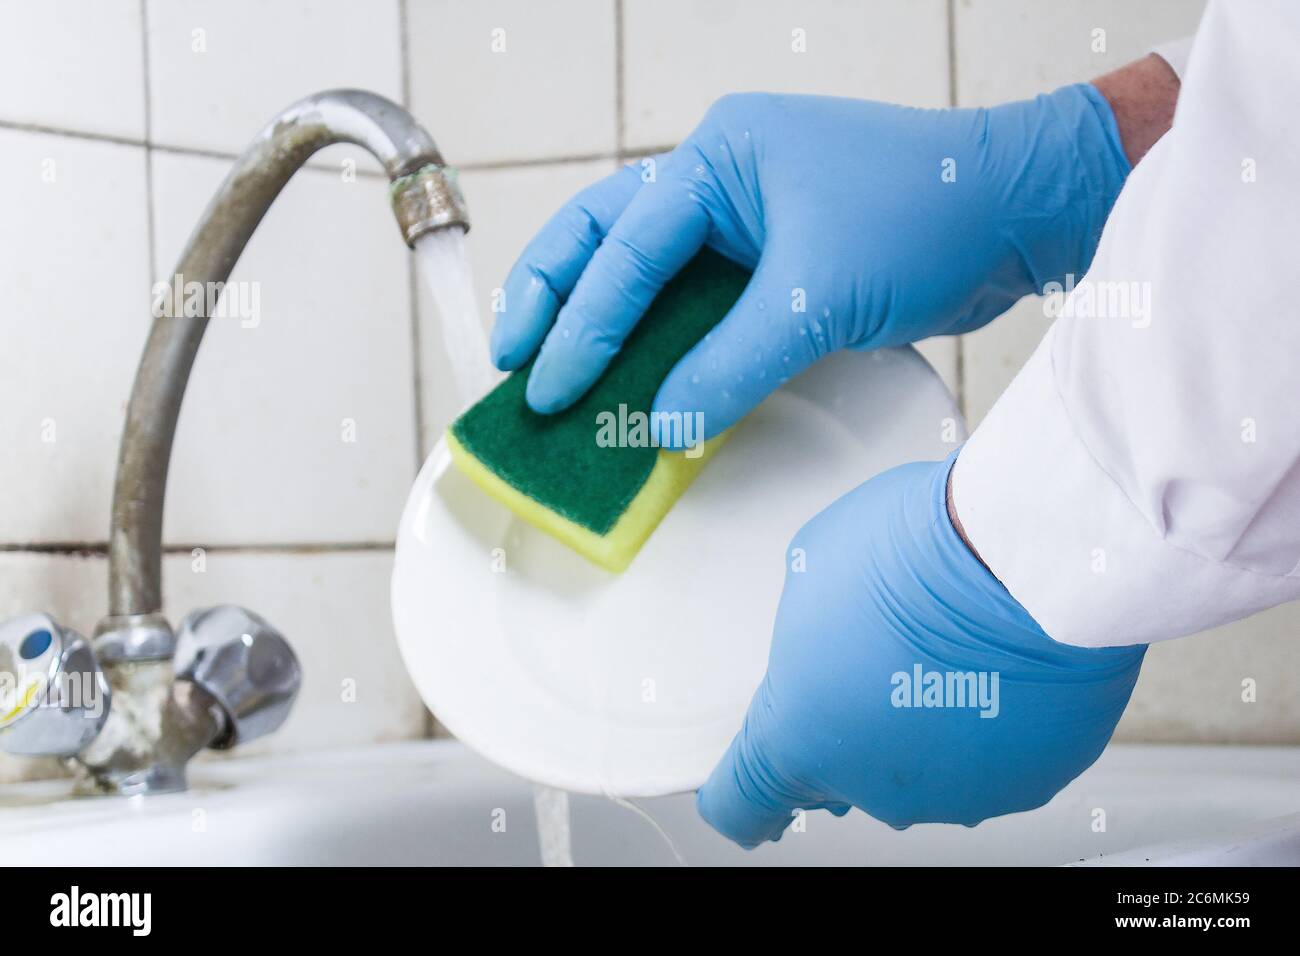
xmin=696 ymin=680 xmax=809 ymax=849
xmin=652 ymin=257 xmax=829 ymax=443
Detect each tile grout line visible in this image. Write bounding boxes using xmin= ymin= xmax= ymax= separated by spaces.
xmin=465 ymin=150 xmax=638 ymax=171
xmin=399 ymin=0 xmax=427 ymax=480
xmin=0 ymin=8 xmax=652 ymax=565
xmin=398 ymin=0 xmax=413 ymax=109
xmin=140 ymin=0 xmax=158 ymax=286
xmin=0 ymin=118 xmax=145 ymax=149
xmin=0 ymin=118 xmax=624 ymax=176
xmin=0 ymin=542 xmax=397 ymax=556
xmin=946 ymin=0 xmax=967 ymax=423
xmin=15 ymin=2 xmax=393 ymax=635
xmin=614 ymin=0 xmax=626 ymax=155
xmin=946 ymin=0 xmax=959 ymax=108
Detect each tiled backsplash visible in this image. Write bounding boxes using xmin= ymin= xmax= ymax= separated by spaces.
xmin=0 ymin=0 xmax=1292 ymax=783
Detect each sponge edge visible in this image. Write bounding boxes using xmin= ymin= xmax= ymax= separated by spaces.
xmin=444 ymin=249 xmax=751 ymax=573
xmin=446 ymin=428 xmax=729 ymax=573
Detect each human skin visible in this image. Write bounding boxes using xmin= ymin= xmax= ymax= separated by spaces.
xmin=948 ymin=53 xmax=1181 ymax=564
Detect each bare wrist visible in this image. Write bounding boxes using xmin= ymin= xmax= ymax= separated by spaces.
xmin=1092 ymin=53 xmax=1181 ymax=167
xmin=946 ymin=464 xmax=991 ymax=575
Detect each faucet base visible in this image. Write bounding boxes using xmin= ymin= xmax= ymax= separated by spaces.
xmin=93 ymin=612 xmax=175 ymax=663
xmin=71 ymin=761 xmax=188 ymax=797
xmin=73 ymin=663 xmax=225 ymax=797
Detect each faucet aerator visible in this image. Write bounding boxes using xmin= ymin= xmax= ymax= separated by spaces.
xmin=391 ymin=162 xmax=471 ymax=247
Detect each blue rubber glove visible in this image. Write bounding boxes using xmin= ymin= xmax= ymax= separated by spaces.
xmin=696 ymin=453 xmax=1146 ymax=847
xmin=494 ymin=86 xmax=1129 ymax=435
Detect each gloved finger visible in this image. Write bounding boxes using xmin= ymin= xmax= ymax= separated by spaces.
xmin=492 ymin=163 xmax=644 ymax=371
xmin=524 ymin=163 xmax=712 ymax=414
xmin=696 ymin=682 xmax=809 ymax=849
xmin=652 ymin=256 xmax=828 ymax=442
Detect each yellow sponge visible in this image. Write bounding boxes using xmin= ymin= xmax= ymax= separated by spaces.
xmin=447 ymin=431 xmax=727 ymax=572
xmin=446 ymin=249 xmax=750 ymax=572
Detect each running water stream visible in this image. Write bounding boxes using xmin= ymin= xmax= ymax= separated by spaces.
xmin=413 ymin=227 xmax=500 ymax=405
xmin=411 ymin=226 xmax=685 ymax=867
xmin=531 ymin=785 xmax=575 ymax=867
xmin=413 ymin=227 xmax=576 ymax=867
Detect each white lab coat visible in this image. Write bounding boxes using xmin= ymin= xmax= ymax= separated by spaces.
xmin=951 ymin=0 xmax=1300 ymax=648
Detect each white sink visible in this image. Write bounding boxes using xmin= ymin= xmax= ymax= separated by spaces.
xmin=4 ymin=740 xmax=1299 ymax=866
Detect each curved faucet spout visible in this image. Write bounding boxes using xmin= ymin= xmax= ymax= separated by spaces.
xmin=98 ymin=89 xmax=469 ymax=661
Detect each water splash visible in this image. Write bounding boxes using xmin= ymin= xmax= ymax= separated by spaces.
xmin=607 ymin=794 xmax=689 ymax=866
xmin=412 ymin=226 xmax=499 ymax=407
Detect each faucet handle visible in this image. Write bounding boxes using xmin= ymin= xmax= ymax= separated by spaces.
xmin=0 ymin=614 xmax=110 ymax=757
xmin=174 ymin=606 xmax=301 ymax=748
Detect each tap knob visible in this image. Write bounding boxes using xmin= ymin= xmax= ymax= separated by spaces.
xmin=0 ymin=614 xmax=110 ymax=757
xmin=173 ymin=606 xmax=301 ymax=748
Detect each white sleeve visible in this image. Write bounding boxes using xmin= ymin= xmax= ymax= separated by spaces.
xmin=951 ymin=0 xmax=1300 ymax=648
xmin=1151 ymin=37 xmax=1195 ymax=81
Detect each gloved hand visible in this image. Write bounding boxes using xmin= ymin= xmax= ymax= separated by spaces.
xmin=493 ymin=86 xmax=1129 ymax=436
xmin=696 ymin=453 xmax=1146 ymax=847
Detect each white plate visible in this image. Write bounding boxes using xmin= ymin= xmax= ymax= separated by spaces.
xmin=391 ymin=346 xmax=965 ymax=797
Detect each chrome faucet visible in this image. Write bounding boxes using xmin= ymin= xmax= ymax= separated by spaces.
xmin=0 ymin=90 xmax=470 ymax=794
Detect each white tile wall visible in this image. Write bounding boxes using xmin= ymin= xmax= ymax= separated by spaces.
xmin=1 ymin=0 xmax=1295 ymax=792
xmin=954 ymin=0 xmax=1210 ymax=425
xmin=150 ymin=150 xmax=417 ymax=546
xmin=0 ymin=0 xmax=146 ymax=140
xmin=145 ymin=0 xmax=403 ymax=158
xmin=408 ymin=0 xmax=617 ymax=166
xmin=953 ymin=0 xmax=1207 ymax=108
xmin=624 ymin=0 xmax=950 ymax=149
xmin=0 ymin=128 xmax=151 ymax=544
xmin=1118 ymin=603 xmax=1300 ymax=746
xmin=960 ymin=295 xmax=1047 ymax=424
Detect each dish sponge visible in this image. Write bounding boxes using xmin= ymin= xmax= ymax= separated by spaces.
xmin=446 ymin=248 xmax=749 ymax=572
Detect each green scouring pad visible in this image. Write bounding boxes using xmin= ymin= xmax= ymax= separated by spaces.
xmin=446 ymin=248 xmax=750 ymax=572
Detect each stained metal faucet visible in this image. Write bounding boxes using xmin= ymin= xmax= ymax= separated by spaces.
xmin=0 ymin=90 xmax=470 ymax=795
